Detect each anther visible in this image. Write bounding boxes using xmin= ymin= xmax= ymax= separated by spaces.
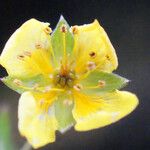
xmin=44 ymin=27 xmax=52 ymax=34
xmin=73 ymin=84 xmax=83 ymax=91
xmin=71 ymin=26 xmax=78 ymax=34
xmin=89 ymin=51 xmax=96 ymax=58
xmin=60 ymin=24 xmax=67 ymax=33
xmin=106 ymin=55 xmax=110 ymax=60
xmin=87 ymin=61 xmax=96 ymax=70
xmin=98 ymin=80 xmax=106 ymax=88
xmin=49 ymin=74 xmax=53 ymax=79
xmin=17 ymin=55 xmax=25 ymax=60
xmin=13 ymin=79 xmax=22 ymax=86
xmin=35 ymin=43 xmax=42 ymax=49
xmin=63 ymin=99 xmax=73 ymax=106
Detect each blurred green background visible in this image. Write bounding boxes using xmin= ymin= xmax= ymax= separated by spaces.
xmin=0 ymin=0 xmax=149 ymax=150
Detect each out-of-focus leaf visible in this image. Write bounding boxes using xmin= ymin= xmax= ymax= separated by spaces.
xmin=0 ymin=109 xmax=15 ymax=150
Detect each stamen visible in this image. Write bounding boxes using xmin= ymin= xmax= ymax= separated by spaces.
xmin=67 ymin=90 xmax=72 ymax=95
xmin=60 ymin=24 xmax=68 ymax=74
xmin=87 ymin=61 xmax=96 ymax=70
xmin=49 ymin=74 xmax=53 ymax=79
xmin=71 ymin=26 xmax=78 ymax=34
xmin=44 ymin=27 xmax=52 ymax=34
xmin=106 ymin=55 xmax=110 ymax=61
xmin=89 ymin=51 xmax=96 ymax=58
xmin=13 ymin=79 xmax=22 ymax=86
xmin=35 ymin=43 xmax=42 ymax=49
xmin=60 ymin=24 xmax=67 ymax=33
xmin=98 ymin=80 xmax=106 ymax=88
xmin=17 ymin=55 xmax=25 ymax=60
xmin=63 ymin=99 xmax=73 ymax=106
xmin=73 ymin=84 xmax=83 ymax=91
xmin=24 ymin=51 xmax=31 ymax=57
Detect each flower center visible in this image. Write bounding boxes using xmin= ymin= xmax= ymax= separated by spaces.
xmin=53 ymin=71 xmax=75 ymax=88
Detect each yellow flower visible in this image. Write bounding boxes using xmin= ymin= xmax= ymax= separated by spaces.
xmin=0 ymin=16 xmax=139 ymax=149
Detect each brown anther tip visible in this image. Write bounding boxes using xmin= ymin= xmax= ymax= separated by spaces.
xmin=73 ymin=84 xmax=83 ymax=91
xmin=87 ymin=61 xmax=96 ymax=70
xmin=89 ymin=51 xmax=96 ymax=58
xmin=13 ymin=79 xmax=22 ymax=86
xmin=35 ymin=43 xmax=42 ymax=49
xmin=44 ymin=27 xmax=52 ymax=34
xmin=60 ymin=24 xmax=67 ymax=33
xmin=106 ymin=55 xmax=110 ymax=60
xmin=71 ymin=26 xmax=78 ymax=34
xmin=98 ymin=80 xmax=106 ymax=88
xmin=17 ymin=55 xmax=25 ymax=60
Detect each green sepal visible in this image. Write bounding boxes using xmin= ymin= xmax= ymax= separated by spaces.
xmin=51 ymin=15 xmax=74 ymax=67
xmin=1 ymin=74 xmax=52 ymax=94
xmin=54 ymin=94 xmax=75 ymax=133
xmin=80 ymin=71 xmax=129 ymax=95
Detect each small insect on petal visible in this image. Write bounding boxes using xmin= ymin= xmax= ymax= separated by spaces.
xmin=13 ymin=79 xmax=22 ymax=86
xmin=60 ymin=24 xmax=67 ymax=33
xmin=98 ymin=80 xmax=106 ymax=88
xmin=73 ymin=84 xmax=83 ymax=91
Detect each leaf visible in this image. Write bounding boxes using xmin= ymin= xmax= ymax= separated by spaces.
xmin=1 ymin=74 xmax=52 ymax=94
xmin=51 ymin=15 xmax=74 ymax=67
xmin=54 ymin=94 xmax=75 ymax=133
xmin=0 ymin=110 xmax=15 ymax=150
xmin=79 ymin=71 xmax=129 ymax=95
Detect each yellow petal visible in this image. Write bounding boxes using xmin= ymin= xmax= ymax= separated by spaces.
xmin=72 ymin=20 xmax=118 ymax=74
xmin=73 ymin=90 xmax=138 ymax=131
xmin=18 ymin=92 xmax=57 ymax=149
xmin=0 ymin=18 xmax=53 ymax=77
